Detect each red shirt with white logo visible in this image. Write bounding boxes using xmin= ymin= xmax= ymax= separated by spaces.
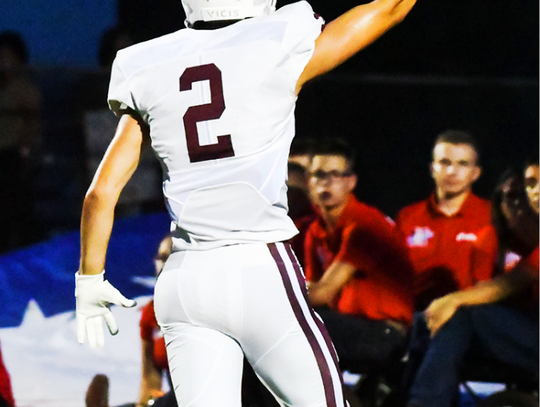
xmin=305 ymin=195 xmax=414 ymax=325
xmin=395 ymin=192 xmax=492 ymax=310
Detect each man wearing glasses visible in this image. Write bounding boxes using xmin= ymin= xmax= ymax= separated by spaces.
xmin=304 ymin=138 xmax=415 ymax=400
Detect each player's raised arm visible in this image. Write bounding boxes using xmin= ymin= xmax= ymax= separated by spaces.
xmin=296 ymin=0 xmax=417 ymax=94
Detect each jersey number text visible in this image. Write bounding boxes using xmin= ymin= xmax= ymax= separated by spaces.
xmin=179 ymin=63 xmax=235 ymax=163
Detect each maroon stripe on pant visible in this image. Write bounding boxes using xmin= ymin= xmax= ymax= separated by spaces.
xmin=268 ymin=242 xmax=338 ymax=407
xmin=282 ymin=244 xmax=345 ymax=391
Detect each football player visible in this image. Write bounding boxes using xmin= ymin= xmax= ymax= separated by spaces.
xmin=75 ymin=0 xmax=417 ymax=406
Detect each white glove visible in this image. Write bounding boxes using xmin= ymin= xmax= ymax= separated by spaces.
xmin=75 ymin=271 xmax=136 ymax=348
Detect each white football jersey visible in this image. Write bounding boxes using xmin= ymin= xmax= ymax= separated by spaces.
xmin=108 ymin=1 xmax=323 ymax=250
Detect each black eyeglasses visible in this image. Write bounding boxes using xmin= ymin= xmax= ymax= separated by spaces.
xmin=310 ymin=169 xmax=353 ymax=182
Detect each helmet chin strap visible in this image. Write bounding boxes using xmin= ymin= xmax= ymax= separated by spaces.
xmin=189 ymin=19 xmax=244 ymax=30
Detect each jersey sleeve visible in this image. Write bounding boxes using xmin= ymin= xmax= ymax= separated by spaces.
xmin=107 ymin=56 xmax=137 ymax=116
xmin=276 ymin=1 xmax=324 ymax=90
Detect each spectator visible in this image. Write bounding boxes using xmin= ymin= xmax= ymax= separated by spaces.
xmin=395 ymin=129 xmax=492 ymax=311
xmin=0 ymin=30 xmax=43 ymax=252
xmin=85 ymin=235 xmax=177 ymax=407
xmin=287 ymin=160 xmax=313 ymax=221
xmin=288 ymin=136 xmax=316 ymax=171
xmin=404 ymin=158 xmax=539 ymax=407
xmin=137 ymin=235 xmax=176 ymax=407
xmin=287 ymin=160 xmax=316 ymax=268
xmin=304 ymin=138 xmax=414 ymax=403
xmin=287 ymin=137 xmax=318 ymax=267
xmin=471 ymin=156 xmax=539 ymax=280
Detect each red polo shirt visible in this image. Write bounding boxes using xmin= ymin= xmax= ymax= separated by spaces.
xmin=140 ymin=300 xmax=168 ymax=372
xmin=395 ymin=192 xmax=492 ymax=310
xmin=304 ymin=195 xmax=414 ymax=325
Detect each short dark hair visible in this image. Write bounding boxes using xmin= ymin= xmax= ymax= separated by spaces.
xmin=0 ymin=30 xmax=28 ymax=64
xmin=523 ymin=153 xmax=539 ymax=172
xmin=290 ymin=137 xmax=316 ymax=158
xmin=434 ymin=129 xmax=481 ymax=162
xmin=287 ymin=161 xmax=307 ymax=177
xmin=310 ymin=137 xmax=356 ymax=170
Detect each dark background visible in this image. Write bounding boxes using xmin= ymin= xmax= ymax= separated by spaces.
xmin=117 ymin=0 xmax=539 ymax=216
xmin=119 ymin=0 xmax=539 ymax=78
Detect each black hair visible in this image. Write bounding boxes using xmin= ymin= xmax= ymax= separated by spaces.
xmin=491 ymin=167 xmax=539 ymax=274
xmin=310 ymin=137 xmax=356 ymax=171
xmin=290 ymin=137 xmax=317 ymax=158
xmin=190 ymin=20 xmax=241 ymax=30
xmin=523 ymin=153 xmax=539 ymax=172
xmin=434 ymin=129 xmax=481 ymax=163
xmin=287 ymin=161 xmax=307 ymax=177
xmin=0 ymin=30 xmax=28 ymax=64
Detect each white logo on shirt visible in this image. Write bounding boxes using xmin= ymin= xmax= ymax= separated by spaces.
xmin=408 ymin=227 xmax=434 ymax=247
xmin=455 ymin=232 xmax=478 ymax=242
xmin=505 ymin=252 xmax=521 ymax=269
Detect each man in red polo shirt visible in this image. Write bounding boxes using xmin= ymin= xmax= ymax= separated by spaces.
xmin=304 ymin=138 xmax=414 ymax=385
xmin=395 ymin=130 xmax=492 ymax=310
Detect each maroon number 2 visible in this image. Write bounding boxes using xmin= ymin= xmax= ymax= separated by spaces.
xmin=179 ymin=63 xmax=235 ymax=163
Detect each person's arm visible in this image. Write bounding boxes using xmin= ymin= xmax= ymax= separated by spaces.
xmin=75 ymin=114 xmax=142 ymax=347
xmin=425 ymin=262 xmax=537 ymax=335
xmin=137 ymin=339 xmax=165 ymax=407
xmin=79 ymin=114 xmax=143 ymax=275
xmin=296 ymin=0 xmax=417 ymax=94
xmin=308 ymin=261 xmax=357 ymax=306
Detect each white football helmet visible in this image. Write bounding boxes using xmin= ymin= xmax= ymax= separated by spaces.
xmin=181 ymin=0 xmax=277 ymax=27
